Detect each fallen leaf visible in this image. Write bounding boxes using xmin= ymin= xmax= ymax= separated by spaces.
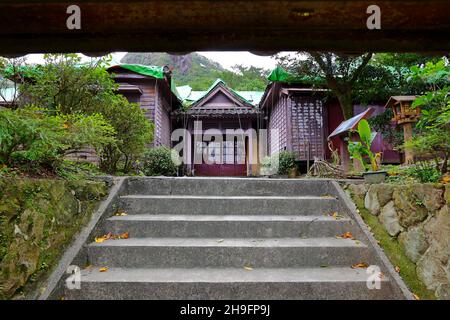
xmin=354 ymin=240 xmax=361 ymax=245
xmin=99 ymin=267 xmax=108 ymax=272
xmin=85 ymin=264 xmax=92 ymax=269
xmin=115 ymin=211 xmax=128 ymax=216
xmin=378 ymin=272 xmax=385 ymax=279
xmin=351 ymin=263 xmax=369 ymax=269
xmin=394 ymin=266 xmax=400 ymax=273
xmin=441 ymin=176 xmax=450 ymax=184
xmin=336 ymin=232 xmax=355 ymax=239
xmin=118 ymin=232 xmax=129 ymax=239
xmin=412 ymin=293 xmax=420 ymax=300
xmin=60 ymin=296 xmax=65 ymax=300
xmin=243 ymin=266 xmax=253 ymax=271
xmin=95 ymin=232 xmax=113 ymax=243
xmin=94 ymin=237 xmax=105 ymax=243
xmin=217 ymin=239 xmax=224 ymax=243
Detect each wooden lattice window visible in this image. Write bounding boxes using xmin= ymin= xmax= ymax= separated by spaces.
xmin=290 ymin=96 xmax=325 ymax=160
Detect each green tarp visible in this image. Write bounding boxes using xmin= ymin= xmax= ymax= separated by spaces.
xmin=117 ymin=64 xmax=182 ymax=101
xmin=119 ymin=64 xmax=165 ymax=79
xmin=267 ymin=66 xmax=325 ymax=85
xmin=267 ymin=66 xmax=297 ymax=82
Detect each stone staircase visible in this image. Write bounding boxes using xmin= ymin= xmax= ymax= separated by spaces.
xmin=65 ymin=177 xmax=408 ymax=299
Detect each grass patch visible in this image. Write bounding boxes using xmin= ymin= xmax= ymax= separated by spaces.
xmin=351 ymin=194 xmax=436 ymax=300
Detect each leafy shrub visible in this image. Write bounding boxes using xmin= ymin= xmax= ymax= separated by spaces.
xmin=0 ymin=107 xmax=115 ymax=172
xmin=261 ymin=151 xmax=296 ymax=175
xmin=278 ymin=151 xmax=297 ymax=175
xmin=141 ymin=146 xmax=180 ymax=176
xmin=6 ymin=54 xmax=155 ymax=174
xmin=97 ymin=96 xmax=154 ymax=173
xmin=404 ymin=162 xmax=441 ymax=183
xmin=406 ymin=59 xmax=450 ymax=174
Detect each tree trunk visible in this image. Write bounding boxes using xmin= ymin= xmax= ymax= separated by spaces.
xmin=441 ymin=152 xmax=448 ymax=174
xmin=336 ymin=91 xmax=354 ymax=120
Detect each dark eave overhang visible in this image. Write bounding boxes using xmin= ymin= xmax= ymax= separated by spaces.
xmin=0 ymin=1 xmax=449 ymax=55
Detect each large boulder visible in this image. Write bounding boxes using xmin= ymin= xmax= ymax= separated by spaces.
xmin=444 ymin=184 xmax=450 ymax=203
xmin=364 ymin=184 xmax=394 ymax=216
xmin=393 ymin=187 xmax=429 ymax=228
xmin=416 ymin=204 xmax=450 ymax=299
xmin=379 ymin=201 xmax=404 ymax=237
xmin=416 ymin=245 xmax=450 ymax=298
xmin=398 ymin=226 xmax=429 ymax=263
xmin=412 ymin=184 xmax=444 ymax=212
xmin=347 ymin=183 xmax=368 ymax=203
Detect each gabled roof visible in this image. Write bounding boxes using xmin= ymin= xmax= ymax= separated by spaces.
xmin=181 ymin=79 xmax=263 ymax=108
xmin=175 ymin=79 xmax=261 ymax=117
xmin=385 ymin=95 xmax=418 ymax=109
xmin=191 ymin=79 xmax=255 ymax=108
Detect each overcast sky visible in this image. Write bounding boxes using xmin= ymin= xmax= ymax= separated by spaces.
xmin=24 ymin=51 xmax=295 ymax=71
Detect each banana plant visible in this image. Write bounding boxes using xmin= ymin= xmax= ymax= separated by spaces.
xmin=348 ymin=119 xmax=380 ymax=171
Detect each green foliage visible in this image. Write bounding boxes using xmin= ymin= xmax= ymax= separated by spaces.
xmin=368 ymin=109 xmax=403 ymax=147
xmin=0 ymin=107 xmax=115 ymax=172
xmin=403 ymin=162 xmax=442 ymax=183
xmin=278 ymin=151 xmax=297 ymax=175
xmin=348 ymin=119 xmax=379 ymax=171
xmin=405 ymin=58 xmax=449 ymax=174
xmin=21 ymin=54 xmax=117 ymax=115
xmin=8 ymin=54 xmax=155 ymax=174
xmin=261 ymin=151 xmax=296 ymax=176
xmin=140 ymin=146 xmax=180 ymax=176
xmin=354 ymin=53 xmax=440 ymax=103
xmin=96 ymin=96 xmax=154 ymax=173
xmin=55 ymin=160 xmax=103 ymax=180
xmin=276 ymin=52 xmax=373 ymax=119
xmin=213 ymin=65 xmax=269 ymax=91
xmin=276 ymin=52 xmax=440 ymax=119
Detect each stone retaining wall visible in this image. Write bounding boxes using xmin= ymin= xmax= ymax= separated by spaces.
xmin=0 ymin=178 xmax=108 ymax=299
xmin=347 ymin=182 xmax=449 ymax=299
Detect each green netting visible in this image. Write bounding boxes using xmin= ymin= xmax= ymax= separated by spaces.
xmin=119 ymin=64 xmax=165 ymax=79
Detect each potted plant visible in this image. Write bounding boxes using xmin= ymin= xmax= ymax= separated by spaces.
xmin=348 ymin=119 xmax=386 ymax=183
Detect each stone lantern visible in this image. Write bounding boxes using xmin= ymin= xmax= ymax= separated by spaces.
xmin=385 ymin=96 xmax=420 ymax=164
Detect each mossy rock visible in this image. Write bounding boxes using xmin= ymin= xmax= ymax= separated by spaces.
xmin=68 ymin=180 xmax=108 ymax=201
xmin=393 ymin=186 xmax=429 ymax=228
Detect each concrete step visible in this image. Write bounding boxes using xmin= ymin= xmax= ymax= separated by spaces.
xmin=87 ymin=237 xmax=372 ymax=268
xmin=102 ymin=214 xmax=354 ymax=238
xmin=119 ymin=195 xmax=340 ymax=215
xmin=65 ymin=267 xmax=394 ymax=300
xmin=125 ymin=177 xmax=334 ymax=196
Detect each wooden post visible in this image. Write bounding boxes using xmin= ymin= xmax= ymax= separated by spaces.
xmin=340 ymin=138 xmax=350 ymax=172
xmin=403 ymin=122 xmax=414 ymax=164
